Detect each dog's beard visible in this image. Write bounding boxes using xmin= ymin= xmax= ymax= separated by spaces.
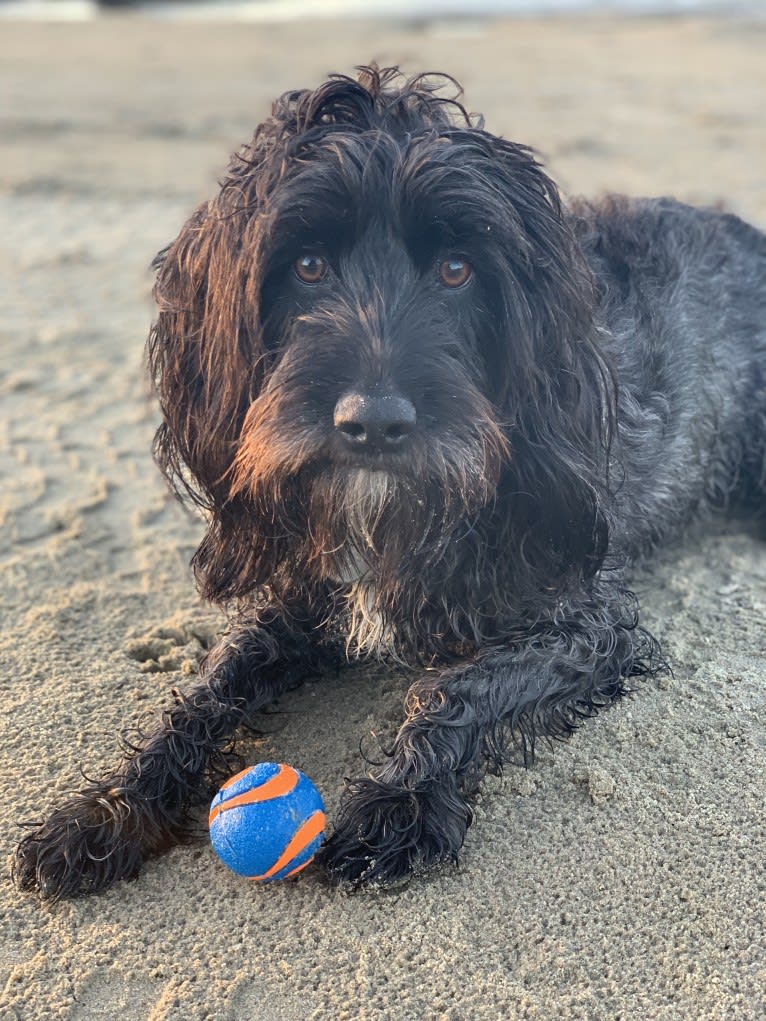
xmin=313 ymin=421 xmax=503 ymax=562
xmin=308 ymin=467 xmax=403 ymax=657
xmin=305 ymin=465 xmax=456 ymax=657
xmin=233 ymin=436 xmax=503 ymax=656
xmin=309 ymin=468 xmax=403 ymax=583
xmin=233 ymin=403 xmax=507 ymax=563
xmin=230 ymin=381 xmax=510 ymax=656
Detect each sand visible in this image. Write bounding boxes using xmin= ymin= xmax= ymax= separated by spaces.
xmin=1 ymin=12 xmax=765 ymax=1021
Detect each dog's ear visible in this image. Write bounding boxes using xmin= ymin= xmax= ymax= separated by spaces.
xmin=148 ymin=198 xmax=264 ymax=514
xmin=470 ymin=132 xmax=616 ymax=586
xmin=147 ymin=123 xmax=285 ymax=609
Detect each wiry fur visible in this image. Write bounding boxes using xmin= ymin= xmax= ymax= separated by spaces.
xmin=15 ymin=66 xmax=766 ymax=900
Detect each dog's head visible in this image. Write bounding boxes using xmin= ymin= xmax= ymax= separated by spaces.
xmin=149 ymin=66 xmax=613 ymax=630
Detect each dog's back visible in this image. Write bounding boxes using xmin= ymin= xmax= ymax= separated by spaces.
xmin=569 ymin=195 xmax=766 ymax=556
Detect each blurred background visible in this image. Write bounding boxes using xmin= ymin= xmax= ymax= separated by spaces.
xmin=2 ymin=0 xmax=764 ymax=219
xmin=2 ymin=0 xmax=764 ymax=16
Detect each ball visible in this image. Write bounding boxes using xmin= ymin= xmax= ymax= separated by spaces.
xmin=208 ymin=762 xmax=326 ymax=882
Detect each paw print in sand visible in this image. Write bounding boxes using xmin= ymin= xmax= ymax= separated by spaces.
xmin=124 ymin=618 xmax=219 ymax=675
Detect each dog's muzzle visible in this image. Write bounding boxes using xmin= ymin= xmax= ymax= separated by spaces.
xmin=333 ymin=391 xmax=416 ymax=453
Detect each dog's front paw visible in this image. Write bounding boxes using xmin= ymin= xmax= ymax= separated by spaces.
xmin=319 ymin=777 xmax=472 ymax=888
xmin=14 ymin=789 xmax=150 ymax=901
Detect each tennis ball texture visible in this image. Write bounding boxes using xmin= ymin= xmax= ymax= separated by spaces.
xmin=209 ymin=762 xmax=326 ymax=881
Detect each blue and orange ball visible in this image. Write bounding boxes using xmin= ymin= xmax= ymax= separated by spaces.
xmin=208 ymin=762 xmax=326 ymax=882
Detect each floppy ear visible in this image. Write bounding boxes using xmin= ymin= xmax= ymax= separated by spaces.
xmin=473 ymin=132 xmax=617 ymax=587
xmin=146 ymin=105 xmax=294 ymax=606
xmin=148 ymin=189 xmax=266 ymax=512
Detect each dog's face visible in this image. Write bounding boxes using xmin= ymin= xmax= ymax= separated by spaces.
xmin=232 ymin=122 xmax=518 ymax=587
xmin=149 ymin=67 xmax=612 ymax=629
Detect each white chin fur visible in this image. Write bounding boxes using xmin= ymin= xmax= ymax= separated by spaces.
xmin=319 ymin=468 xmax=398 ymax=658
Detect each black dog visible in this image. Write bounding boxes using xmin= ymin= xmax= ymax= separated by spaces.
xmin=15 ymin=66 xmax=766 ymax=900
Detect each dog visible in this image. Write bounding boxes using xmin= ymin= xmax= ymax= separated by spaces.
xmin=15 ymin=66 xmax=766 ymax=900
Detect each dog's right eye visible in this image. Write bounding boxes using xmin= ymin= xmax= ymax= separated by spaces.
xmin=294 ymin=254 xmax=329 ymax=284
xmin=438 ymin=258 xmax=472 ymax=289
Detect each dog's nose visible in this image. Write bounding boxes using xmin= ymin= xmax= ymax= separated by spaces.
xmin=333 ymin=392 xmax=416 ymax=451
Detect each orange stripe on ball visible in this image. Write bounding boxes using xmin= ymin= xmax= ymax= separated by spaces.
xmin=251 ymin=809 xmax=326 ymax=881
xmin=208 ymin=764 xmax=299 ymax=826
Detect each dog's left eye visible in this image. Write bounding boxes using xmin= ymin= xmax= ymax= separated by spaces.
xmin=438 ymin=258 xmax=472 ymax=289
xmin=294 ymin=254 xmax=329 ymax=284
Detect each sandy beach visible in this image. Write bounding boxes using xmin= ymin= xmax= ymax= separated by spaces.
xmin=1 ymin=12 xmax=765 ymax=1020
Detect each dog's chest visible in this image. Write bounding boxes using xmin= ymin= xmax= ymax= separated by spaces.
xmin=315 ymin=470 xmax=403 ymax=658
xmin=327 ymin=556 xmax=394 ymax=659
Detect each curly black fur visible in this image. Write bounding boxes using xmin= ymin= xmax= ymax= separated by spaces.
xmin=15 ymin=66 xmax=766 ymax=899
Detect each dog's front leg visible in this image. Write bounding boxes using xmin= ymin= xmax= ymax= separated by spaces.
xmin=323 ymin=598 xmax=657 ymax=887
xmin=14 ymin=611 xmax=334 ymax=901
